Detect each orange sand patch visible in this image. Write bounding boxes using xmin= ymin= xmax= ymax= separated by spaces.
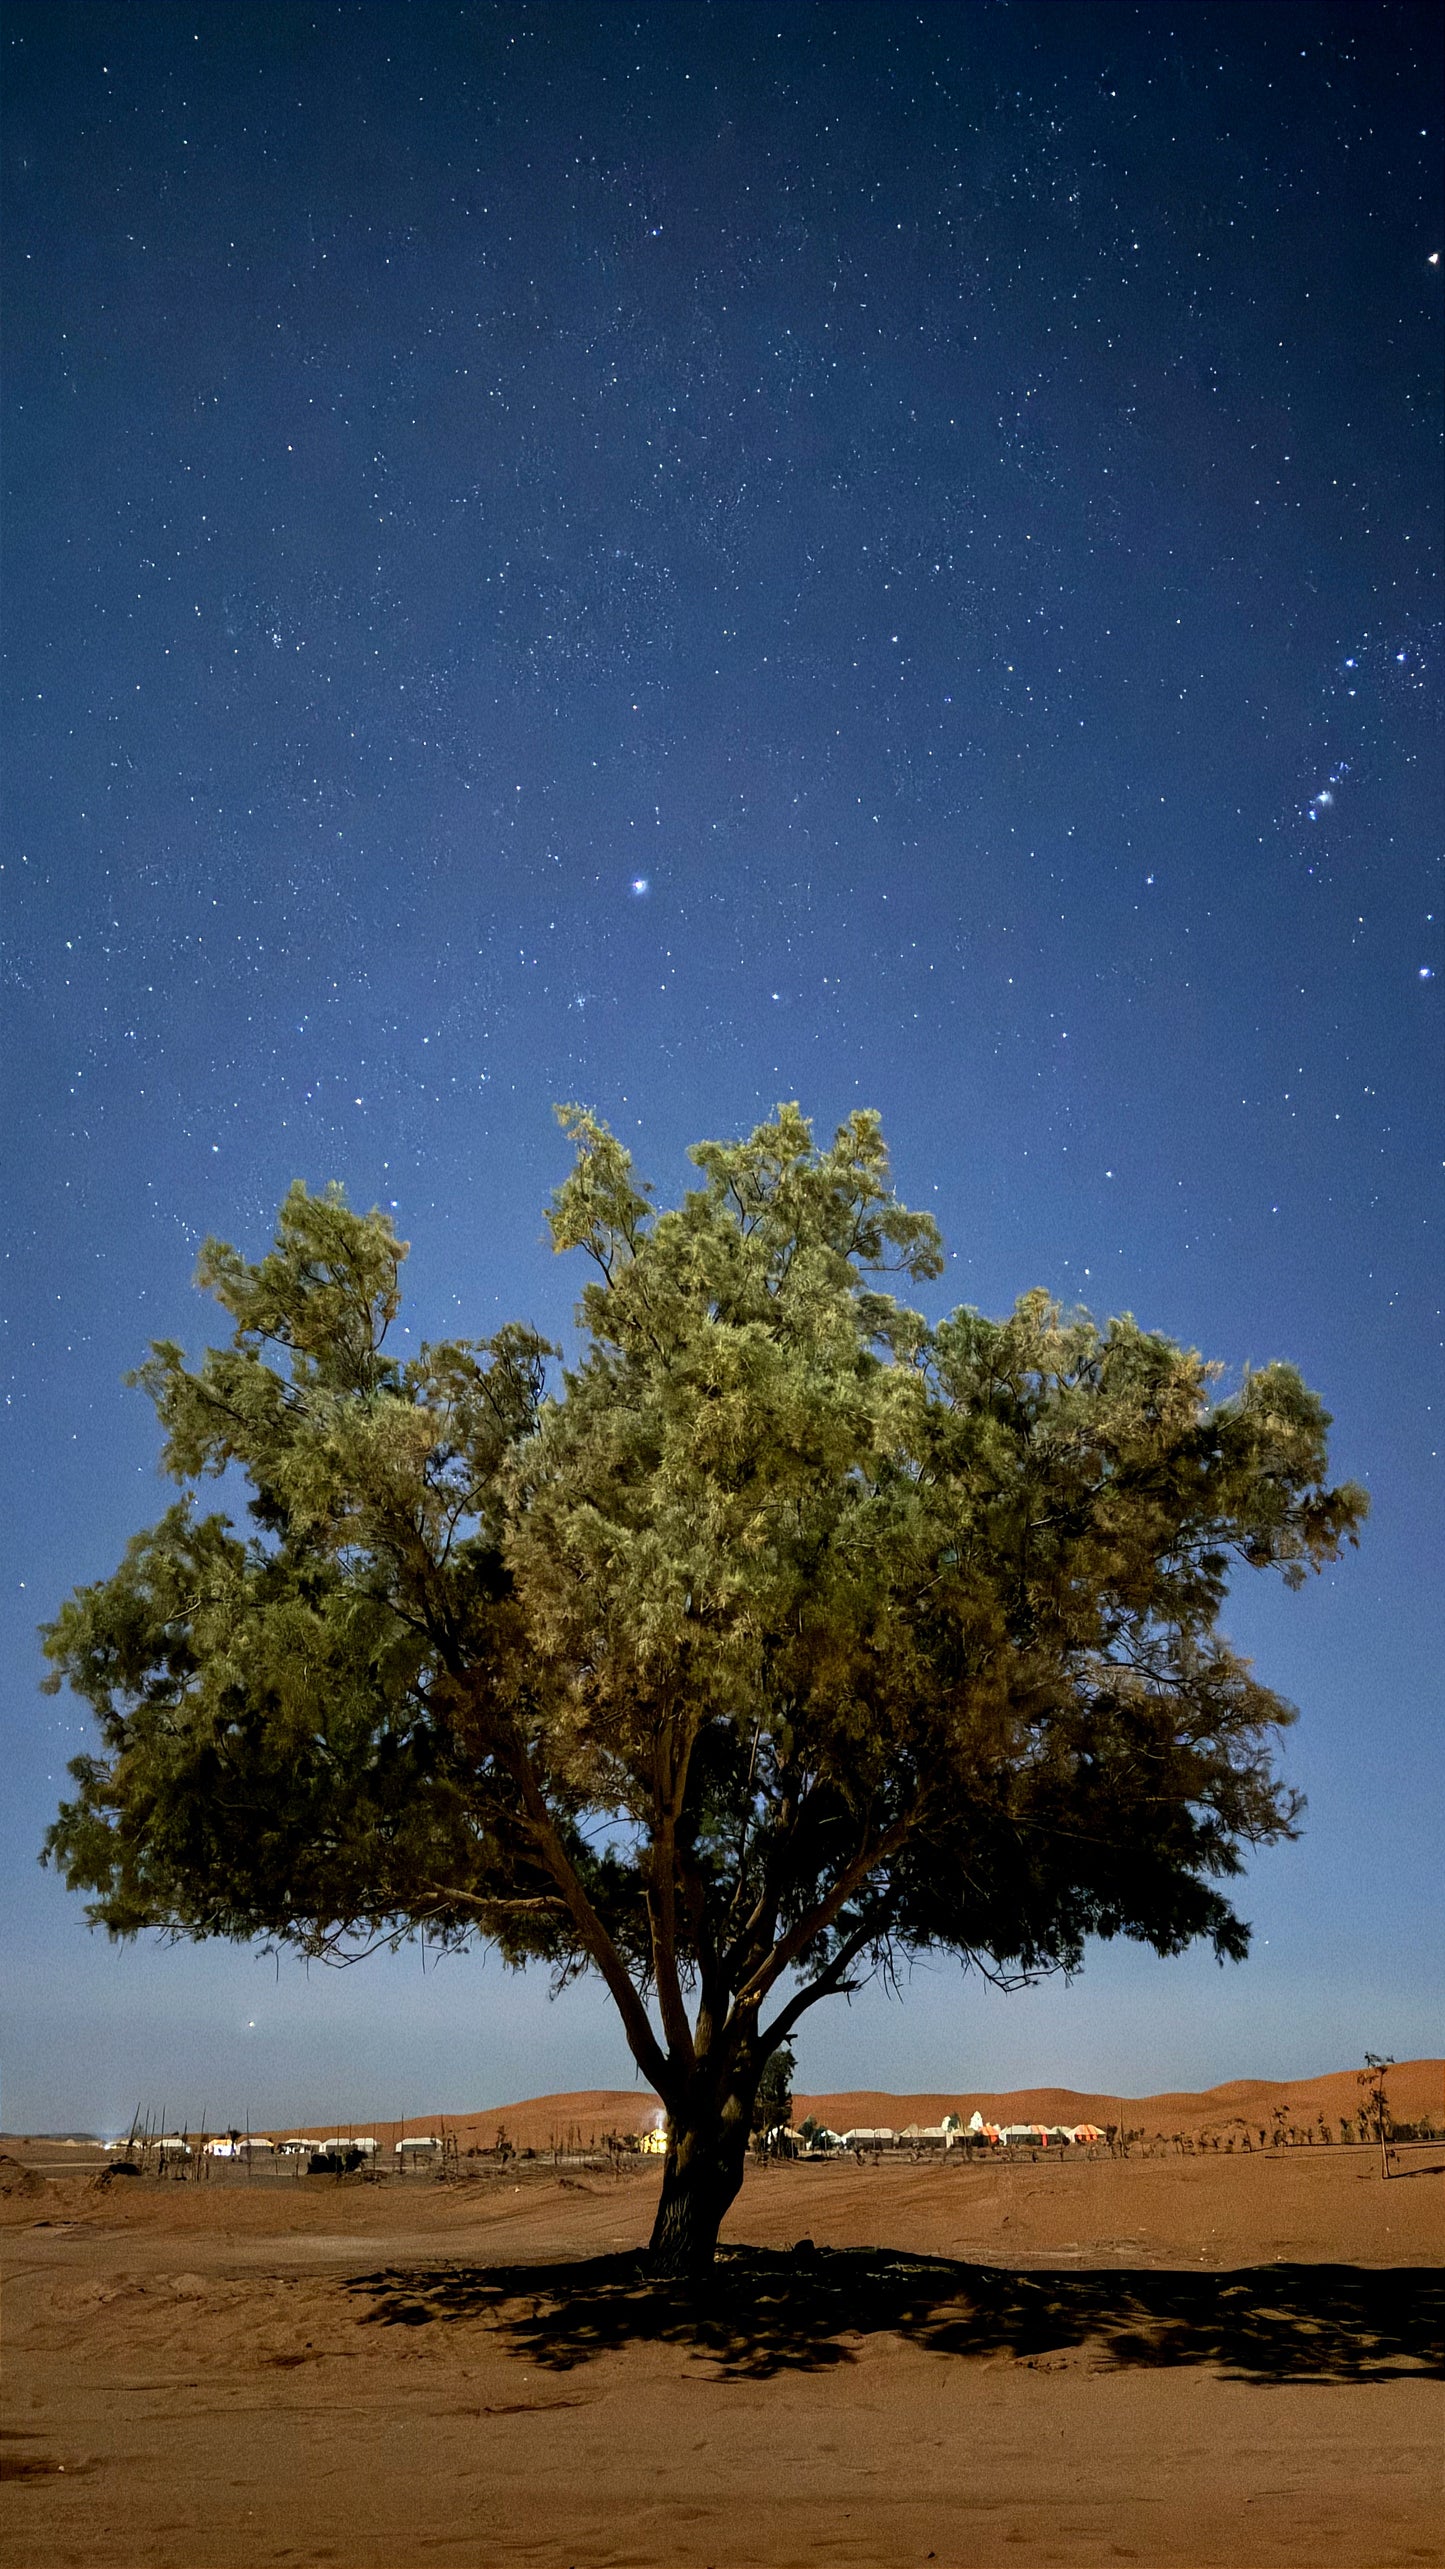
xmin=1 ymin=2145 xmax=1440 ymax=2568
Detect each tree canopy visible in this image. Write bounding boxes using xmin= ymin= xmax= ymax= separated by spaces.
xmin=42 ymin=1104 xmax=1366 ymax=2269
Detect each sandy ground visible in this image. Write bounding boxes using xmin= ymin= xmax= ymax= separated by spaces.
xmin=2 ymin=2145 xmax=1442 ymax=2569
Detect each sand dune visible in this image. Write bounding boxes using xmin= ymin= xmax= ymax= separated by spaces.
xmin=793 ymin=2057 xmax=1445 ymax=2141
xmin=246 ymin=2058 xmax=1443 ymax=2156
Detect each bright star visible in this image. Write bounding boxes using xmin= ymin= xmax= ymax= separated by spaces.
xmin=630 ymin=877 xmax=650 ymax=896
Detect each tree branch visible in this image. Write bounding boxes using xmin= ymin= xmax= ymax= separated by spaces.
xmin=758 ymin=1921 xmax=879 ymax=2052
xmin=731 ymin=1809 xmax=916 ymax=2018
xmin=647 ymin=1720 xmax=698 ymax=2063
xmin=506 ymin=1726 xmax=672 ymax=2098
xmin=722 ymin=1764 xmax=815 ymax=1979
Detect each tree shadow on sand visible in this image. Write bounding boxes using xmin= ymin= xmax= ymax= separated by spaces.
xmin=343 ymin=2247 xmax=1444 ymax=2385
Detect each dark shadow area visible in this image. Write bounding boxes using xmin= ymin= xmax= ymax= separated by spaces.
xmin=0 ymin=2430 xmax=97 ymax=2485
xmin=342 ymin=2246 xmax=1444 ymax=2384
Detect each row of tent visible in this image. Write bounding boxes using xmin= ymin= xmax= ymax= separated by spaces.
xmin=106 ymin=2133 xmax=445 ymax=2159
xmin=113 ymin=2114 xmax=1109 ymax=2161
xmin=962 ymin=2112 xmax=1105 ymax=2147
xmin=775 ymin=2111 xmax=1105 ymax=2151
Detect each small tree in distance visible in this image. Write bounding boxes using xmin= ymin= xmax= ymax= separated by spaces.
xmin=41 ymin=1105 xmax=1366 ymax=2275
xmin=752 ymin=2044 xmax=796 ymax=2151
xmin=1359 ymin=2053 xmax=1394 ymax=2178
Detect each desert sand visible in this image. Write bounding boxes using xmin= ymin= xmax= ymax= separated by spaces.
xmin=2 ymin=2109 xmax=1442 ymax=2569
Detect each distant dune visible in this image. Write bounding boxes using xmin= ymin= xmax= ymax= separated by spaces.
xmin=253 ymin=2059 xmax=1443 ymax=2155
xmin=790 ymin=2059 xmax=1445 ymax=2141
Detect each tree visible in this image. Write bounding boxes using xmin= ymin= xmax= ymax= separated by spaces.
xmin=41 ymin=1105 xmax=1366 ymax=2275
xmin=752 ymin=2043 xmax=796 ymax=2148
xmin=1358 ymin=2053 xmax=1394 ymax=2179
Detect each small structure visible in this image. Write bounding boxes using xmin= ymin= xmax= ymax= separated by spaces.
xmin=638 ymin=2114 xmax=668 ymax=2157
xmin=309 ymin=2134 xmax=379 ymax=2173
xmin=394 ymin=2135 xmax=441 ymax=2160
xmin=964 ymin=2110 xmax=1101 ymax=2148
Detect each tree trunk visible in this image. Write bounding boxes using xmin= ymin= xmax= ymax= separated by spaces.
xmin=647 ymin=2090 xmax=752 ymax=2278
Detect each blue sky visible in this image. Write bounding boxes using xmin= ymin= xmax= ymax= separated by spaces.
xmin=2 ymin=1 xmax=1439 ymax=2132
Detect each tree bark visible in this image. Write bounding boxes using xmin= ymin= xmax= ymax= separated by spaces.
xmin=647 ymin=2086 xmax=753 ymax=2278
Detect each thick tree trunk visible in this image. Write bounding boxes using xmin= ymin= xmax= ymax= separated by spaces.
xmin=647 ymin=2089 xmax=752 ymax=2278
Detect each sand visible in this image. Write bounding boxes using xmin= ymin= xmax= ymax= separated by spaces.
xmin=2 ymin=2134 xmax=1442 ymax=2567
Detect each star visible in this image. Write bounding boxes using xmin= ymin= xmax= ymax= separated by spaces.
xmin=6 ymin=0 xmax=1437 ymax=2137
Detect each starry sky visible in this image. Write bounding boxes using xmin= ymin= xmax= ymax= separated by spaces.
xmin=2 ymin=2 xmax=1440 ymax=2136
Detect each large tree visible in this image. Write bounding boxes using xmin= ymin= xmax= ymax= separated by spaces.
xmin=43 ymin=1106 xmax=1365 ymax=2272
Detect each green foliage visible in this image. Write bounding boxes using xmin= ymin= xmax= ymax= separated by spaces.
xmin=752 ymin=2044 xmax=796 ymax=2137
xmin=1358 ymin=2053 xmax=1394 ymax=2136
xmin=43 ymin=1105 xmax=1367 ymax=2134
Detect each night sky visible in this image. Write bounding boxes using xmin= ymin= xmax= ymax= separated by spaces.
xmin=3 ymin=3 xmax=1440 ymax=2135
